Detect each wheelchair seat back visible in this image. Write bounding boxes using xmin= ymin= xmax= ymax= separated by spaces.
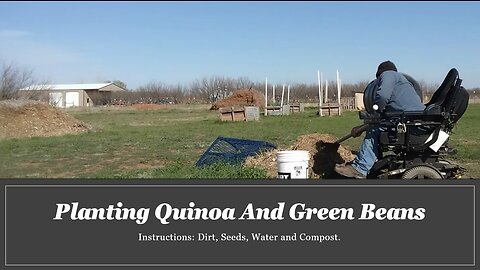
xmin=425 ymin=68 xmax=459 ymax=110
xmin=442 ymin=76 xmax=469 ymax=129
xmin=377 ymin=68 xmax=469 ymax=152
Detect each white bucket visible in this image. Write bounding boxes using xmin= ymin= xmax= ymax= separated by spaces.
xmin=277 ymin=150 xmax=310 ymax=179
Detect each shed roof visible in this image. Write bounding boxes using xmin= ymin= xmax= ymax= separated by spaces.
xmin=21 ymin=83 xmax=126 ymax=91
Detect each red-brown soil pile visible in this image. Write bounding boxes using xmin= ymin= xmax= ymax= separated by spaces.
xmin=211 ymin=89 xmax=265 ymax=110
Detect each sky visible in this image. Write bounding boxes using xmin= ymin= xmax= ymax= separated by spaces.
xmin=1 ymin=1 xmax=480 ymax=90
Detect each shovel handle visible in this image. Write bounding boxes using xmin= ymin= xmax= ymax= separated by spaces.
xmin=335 ymin=134 xmax=352 ymax=144
xmin=336 ymin=123 xmax=369 ymax=144
xmin=336 ymin=133 xmax=353 ymax=144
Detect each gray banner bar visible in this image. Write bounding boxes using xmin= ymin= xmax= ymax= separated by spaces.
xmin=4 ymin=184 xmax=476 ymax=267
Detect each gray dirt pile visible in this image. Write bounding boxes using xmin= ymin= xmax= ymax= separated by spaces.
xmin=244 ymin=133 xmax=356 ymax=179
xmin=0 ymin=100 xmax=90 ymax=139
xmin=210 ymin=89 xmax=266 ymax=110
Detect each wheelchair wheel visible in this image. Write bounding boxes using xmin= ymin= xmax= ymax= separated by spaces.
xmin=401 ymin=165 xmax=443 ymax=179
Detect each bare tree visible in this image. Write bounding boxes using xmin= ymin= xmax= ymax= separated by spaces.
xmin=170 ymin=84 xmax=186 ymax=103
xmin=0 ymin=60 xmax=36 ymax=100
xmin=416 ymin=79 xmax=439 ymax=93
xmin=340 ymin=80 xmax=370 ymax=97
xmin=134 ymin=81 xmax=184 ymax=104
xmin=189 ymin=76 xmax=257 ymax=103
xmin=137 ymin=81 xmax=167 ymax=94
xmin=234 ymin=77 xmax=254 ymax=90
xmin=190 ymin=76 xmax=231 ymax=103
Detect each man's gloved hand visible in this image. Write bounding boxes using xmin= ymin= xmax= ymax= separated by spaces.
xmin=350 ymin=124 xmax=368 ymax=138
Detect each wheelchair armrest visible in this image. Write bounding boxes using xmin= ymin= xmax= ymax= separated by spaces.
xmin=382 ymin=110 xmax=425 ymax=117
xmin=382 ymin=110 xmax=444 ymax=122
xmin=359 ymin=111 xmax=382 ymax=124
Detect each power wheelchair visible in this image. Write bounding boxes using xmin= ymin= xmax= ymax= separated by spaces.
xmin=360 ymin=68 xmax=469 ymax=179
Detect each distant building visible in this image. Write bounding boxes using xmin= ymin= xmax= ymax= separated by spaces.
xmin=20 ymin=83 xmax=127 ymax=108
xmin=354 ymin=91 xmax=365 ymax=111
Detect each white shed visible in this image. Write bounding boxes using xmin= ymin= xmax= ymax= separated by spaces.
xmin=20 ymin=83 xmax=127 ymax=108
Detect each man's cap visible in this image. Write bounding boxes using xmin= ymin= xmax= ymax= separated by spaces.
xmin=376 ymin=61 xmax=397 ymax=78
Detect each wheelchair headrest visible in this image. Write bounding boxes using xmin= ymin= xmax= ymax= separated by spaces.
xmin=424 ymin=68 xmax=469 ymax=128
xmin=426 ymin=68 xmax=459 ymax=107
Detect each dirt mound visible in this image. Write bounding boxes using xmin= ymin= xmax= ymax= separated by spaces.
xmin=244 ymin=149 xmax=278 ymax=178
xmin=245 ymin=133 xmax=356 ymax=179
xmin=0 ymin=100 xmax=90 ymax=139
xmin=211 ymin=89 xmax=265 ymax=110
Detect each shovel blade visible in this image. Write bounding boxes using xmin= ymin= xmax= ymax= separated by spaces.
xmin=321 ymin=142 xmax=340 ymax=152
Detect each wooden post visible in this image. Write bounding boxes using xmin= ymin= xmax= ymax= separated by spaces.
xmin=324 ymin=76 xmax=328 ymax=103
xmin=337 ymin=70 xmax=342 ymax=115
xmin=264 ymin=77 xmax=268 ymax=116
xmin=287 ymin=85 xmax=290 ymax=105
xmin=272 ymin=84 xmax=276 ymax=104
xmin=321 ymin=72 xmax=324 ymax=105
xmin=317 ymin=70 xmax=323 ymax=116
xmin=325 ymin=80 xmax=328 ymax=103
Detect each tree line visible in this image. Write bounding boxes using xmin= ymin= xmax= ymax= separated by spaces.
xmin=0 ymin=60 xmax=473 ymax=105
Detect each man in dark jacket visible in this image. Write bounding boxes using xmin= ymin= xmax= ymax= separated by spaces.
xmin=335 ymin=61 xmax=425 ymax=179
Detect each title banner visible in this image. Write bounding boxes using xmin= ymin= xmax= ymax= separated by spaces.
xmin=3 ymin=182 xmax=476 ymax=267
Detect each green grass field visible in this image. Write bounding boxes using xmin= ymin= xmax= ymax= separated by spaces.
xmin=1 ymin=104 xmax=479 ymax=179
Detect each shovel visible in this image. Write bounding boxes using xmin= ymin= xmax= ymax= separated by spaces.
xmin=321 ymin=123 xmax=369 ymax=152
